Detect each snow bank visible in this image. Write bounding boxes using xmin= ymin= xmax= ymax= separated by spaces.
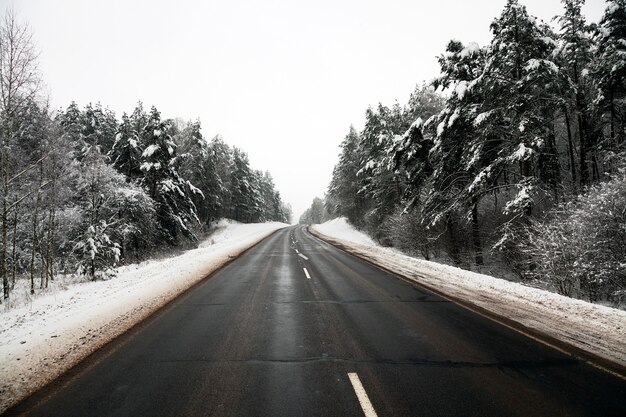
xmin=311 ymin=220 xmax=626 ymax=373
xmin=0 ymin=221 xmax=286 ymax=413
xmin=314 ymin=217 xmax=378 ymax=246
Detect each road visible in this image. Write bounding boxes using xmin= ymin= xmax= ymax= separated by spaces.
xmin=5 ymin=226 xmax=626 ymax=416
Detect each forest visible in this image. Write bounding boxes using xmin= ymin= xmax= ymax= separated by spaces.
xmin=301 ymin=0 xmax=626 ymax=306
xmin=0 ymin=10 xmax=290 ymax=302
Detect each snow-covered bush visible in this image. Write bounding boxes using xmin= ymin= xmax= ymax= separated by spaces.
xmin=381 ymin=208 xmax=440 ymax=260
xmin=74 ymin=221 xmax=120 ymax=280
xmin=522 ymin=169 xmax=626 ymax=305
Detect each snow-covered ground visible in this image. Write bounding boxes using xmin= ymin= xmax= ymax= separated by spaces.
xmin=314 ymin=217 xmax=378 ymax=246
xmin=311 ymin=217 xmax=626 ymax=373
xmin=0 ymin=220 xmax=286 ymax=413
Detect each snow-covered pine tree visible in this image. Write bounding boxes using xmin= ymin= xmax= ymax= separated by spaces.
xmin=229 ymin=148 xmax=260 ymax=222
xmin=424 ymin=39 xmax=487 ymax=265
xmin=392 ymin=83 xmax=448 ymax=211
xmin=326 ymin=126 xmax=366 ymax=227
xmin=357 ymin=103 xmax=406 ymax=237
xmin=110 ymin=113 xmax=143 ymax=181
xmin=472 ymin=0 xmax=560 ymax=220
xmin=592 ymin=0 xmax=626 ymax=148
xmin=556 ymin=0 xmax=597 ymax=186
xmin=139 ymin=107 xmax=202 ymax=244
xmin=206 ymin=135 xmax=232 ymax=220
xmin=257 ymin=171 xmax=278 ymax=222
xmin=58 ymin=102 xmax=96 ymax=161
xmin=173 ymin=120 xmax=222 ymax=225
xmin=81 ymin=103 xmax=117 ymax=153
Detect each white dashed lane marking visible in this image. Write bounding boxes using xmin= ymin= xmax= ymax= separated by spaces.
xmin=348 ymin=373 xmax=378 ymax=417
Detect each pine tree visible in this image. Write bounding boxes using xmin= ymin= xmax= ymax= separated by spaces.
xmin=427 ymin=39 xmax=487 ymax=265
xmin=230 ymin=148 xmax=259 ymax=222
xmin=557 ymin=0 xmax=597 ymax=186
xmin=206 ymin=135 xmax=231 ymax=220
xmin=357 ymin=104 xmax=406 ymax=236
xmin=327 ymin=126 xmax=365 ymax=226
xmin=139 ymin=107 xmax=202 ymax=243
xmin=473 ymin=0 xmax=560 ymax=218
xmin=110 ymin=113 xmax=143 ymax=181
xmin=81 ymin=103 xmax=117 ymax=152
xmin=592 ymin=0 xmax=626 ymax=147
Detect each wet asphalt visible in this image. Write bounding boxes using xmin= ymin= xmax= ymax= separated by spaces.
xmin=4 ymin=225 xmax=626 ymax=416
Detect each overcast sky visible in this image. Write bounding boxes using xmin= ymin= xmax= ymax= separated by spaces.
xmin=13 ymin=0 xmax=607 ymax=222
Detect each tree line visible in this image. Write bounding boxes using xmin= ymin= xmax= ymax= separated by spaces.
xmin=0 ymin=9 xmax=290 ymax=302
xmin=303 ymin=0 xmax=626 ymax=305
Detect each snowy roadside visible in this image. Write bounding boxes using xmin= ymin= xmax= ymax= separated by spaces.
xmin=311 ymin=218 xmax=626 ymax=374
xmin=0 ymin=220 xmax=287 ymax=413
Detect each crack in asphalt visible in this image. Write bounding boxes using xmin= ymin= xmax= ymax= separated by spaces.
xmin=182 ymin=299 xmax=448 ymax=306
xmin=151 ymin=356 xmax=579 ymax=369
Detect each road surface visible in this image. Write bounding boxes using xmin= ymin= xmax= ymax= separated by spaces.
xmin=5 ymin=226 xmax=626 ymax=416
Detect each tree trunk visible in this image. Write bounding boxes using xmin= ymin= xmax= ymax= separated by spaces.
xmin=46 ymin=155 xmax=57 ymax=283
xmin=11 ymin=202 xmax=18 ymax=289
xmin=2 ymin=138 xmax=8 ymax=301
xmin=576 ymin=90 xmax=590 ymax=185
xmin=591 ymin=150 xmax=600 ymax=182
xmin=564 ymin=108 xmax=577 ymax=192
xmin=471 ymin=198 xmax=483 ymax=266
xmin=31 ymin=166 xmax=42 ymax=294
xmin=445 ymin=214 xmax=461 ymax=266
xmin=45 ymin=206 xmax=54 ymax=285
xmin=610 ymin=91 xmax=616 ymax=146
xmin=521 ymin=157 xmax=532 ymax=216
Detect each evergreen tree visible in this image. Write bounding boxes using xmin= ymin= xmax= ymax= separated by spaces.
xmin=476 ymin=0 xmax=560 ymax=215
xmin=592 ymin=0 xmax=626 ymax=147
xmin=110 ymin=113 xmax=143 ymax=181
xmin=81 ymin=103 xmax=117 ymax=152
xmin=139 ymin=107 xmax=202 ymax=243
xmin=557 ymin=0 xmax=597 ymax=186
xmin=327 ymin=126 xmax=365 ymax=226
xmin=426 ymin=39 xmax=487 ymax=264
xmin=229 ymin=148 xmax=259 ymax=222
xmin=357 ymin=104 xmax=406 ymax=236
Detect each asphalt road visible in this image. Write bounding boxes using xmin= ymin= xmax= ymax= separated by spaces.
xmin=5 ymin=226 xmax=626 ymax=416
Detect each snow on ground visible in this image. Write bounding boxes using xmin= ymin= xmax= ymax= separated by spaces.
xmin=314 ymin=217 xmax=378 ymax=246
xmin=311 ymin=218 xmax=626 ymax=372
xmin=0 ymin=220 xmax=286 ymax=413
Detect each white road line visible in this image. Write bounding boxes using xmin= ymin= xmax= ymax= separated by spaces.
xmin=298 ymin=253 xmax=309 ymax=261
xmin=303 ymin=268 xmax=311 ymax=280
xmin=295 ymin=249 xmax=299 ymax=253
xmin=348 ymin=373 xmax=378 ymax=417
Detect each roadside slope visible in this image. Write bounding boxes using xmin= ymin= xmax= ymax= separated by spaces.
xmin=310 ymin=218 xmax=626 ymax=375
xmin=0 ymin=220 xmax=286 ymax=413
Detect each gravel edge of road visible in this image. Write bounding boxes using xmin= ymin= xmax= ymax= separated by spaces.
xmin=307 ymin=226 xmax=626 ymax=380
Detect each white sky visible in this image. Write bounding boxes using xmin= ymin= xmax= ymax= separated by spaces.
xmin=11 ymin=0 xmax=607 ymax=221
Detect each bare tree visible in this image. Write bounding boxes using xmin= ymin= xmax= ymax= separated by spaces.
xmin=0 ymin=7 xmax=40 ymax=301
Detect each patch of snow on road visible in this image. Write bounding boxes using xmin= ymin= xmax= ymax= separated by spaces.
xmin=0 ymin=220 xmax=286 ymax=413
xmin=311 ymin=220 xmax=626 ymax=370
